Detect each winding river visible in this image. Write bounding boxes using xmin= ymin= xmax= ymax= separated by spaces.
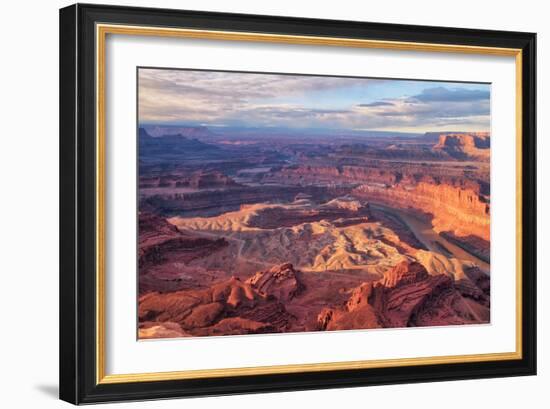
xmin=371 ymin=203 xmax=490 ymax=274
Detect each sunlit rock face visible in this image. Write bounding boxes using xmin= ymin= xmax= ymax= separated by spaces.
xmin=318 ymin=260 xmax=489 ymax=331
xmin=433 ymin=132 xmax=490 ymax=160
xmin=353 ymin=181 xmax=490 ymax=241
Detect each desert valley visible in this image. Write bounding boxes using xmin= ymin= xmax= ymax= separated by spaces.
xmin=137 ymin=125 xmax=491 ymax=339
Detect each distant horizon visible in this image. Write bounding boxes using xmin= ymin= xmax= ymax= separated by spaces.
xmin=138 ymin=122 xmax=491 ymax=138
xmin=138 ymin=68 xmax=491 ymax=134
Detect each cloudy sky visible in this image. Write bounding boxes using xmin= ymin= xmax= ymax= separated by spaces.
xmin=138 ymin=68 xmax=490 ymax=133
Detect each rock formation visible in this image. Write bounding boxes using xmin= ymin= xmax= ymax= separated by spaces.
xmin=138 ymin=212 xmax=228 ymax=293
xmin=433 ymin=132 xmax=490 ymax=160
xmin=318 ymin=260 xmax=489 ymax=331
xmin=246 ymin=263 xmax=305 ymax=302
xmin=139 ymin=263 xmax=305 ymax=337
xmin=137 ymin=125 xmax=492 ymax=339
xmin=353 ymin=181 xmax=490 ymax=241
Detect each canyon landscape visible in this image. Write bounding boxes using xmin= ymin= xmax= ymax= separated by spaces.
xmin=137 ymin=68 xmax=491 ymax=339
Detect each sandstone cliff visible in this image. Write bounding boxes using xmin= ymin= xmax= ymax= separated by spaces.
xmin=353 ymin=181 xmax=490 ymax=241
xmin=432 ymin=132 xmax=490 ymax=160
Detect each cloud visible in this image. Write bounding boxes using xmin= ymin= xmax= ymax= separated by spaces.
xmin=351 ymin=86 xmax=490 ymax=131
xmin=138 ymin=68 xmax=490 ymax=132
xmin=357 ymin=101 xmax=395 ymax=107
xmin=406 ymin=86 xmax=490 ymax=103
xmin=139 ymin=69 xmax=373 ymax=124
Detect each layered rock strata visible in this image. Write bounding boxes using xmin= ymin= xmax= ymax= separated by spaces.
xmin=139 ymin=263 xmax=304 ymax=338
xmin=317 ymin=260 xmax=489 ymax=331
xmin=353 ymin=182 xmax=490 ymax=241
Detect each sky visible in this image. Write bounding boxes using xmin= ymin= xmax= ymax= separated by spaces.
xmin=138 ymin=68 xmax=490 ymax=133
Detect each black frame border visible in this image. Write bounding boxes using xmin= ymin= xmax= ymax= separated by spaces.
xmin=59 ymin=3 xmax=536 ymax=404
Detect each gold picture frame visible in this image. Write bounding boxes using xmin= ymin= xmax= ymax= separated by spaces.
xmin=60 ymin=4 xmax=536 ymax=404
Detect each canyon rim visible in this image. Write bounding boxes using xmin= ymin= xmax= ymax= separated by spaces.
xmin=137 ymin=68 xmax=491 ymax=340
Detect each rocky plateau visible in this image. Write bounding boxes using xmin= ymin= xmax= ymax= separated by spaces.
xmin=138 ymin=128 xmax=491 ymax=338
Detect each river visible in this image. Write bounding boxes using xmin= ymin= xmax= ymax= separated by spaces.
xmin=370 ymin=203 xmax=490 ymax=274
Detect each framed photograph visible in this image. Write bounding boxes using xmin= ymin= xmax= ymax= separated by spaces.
xmin=59 ymin=3 xmax=536 ymax=404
